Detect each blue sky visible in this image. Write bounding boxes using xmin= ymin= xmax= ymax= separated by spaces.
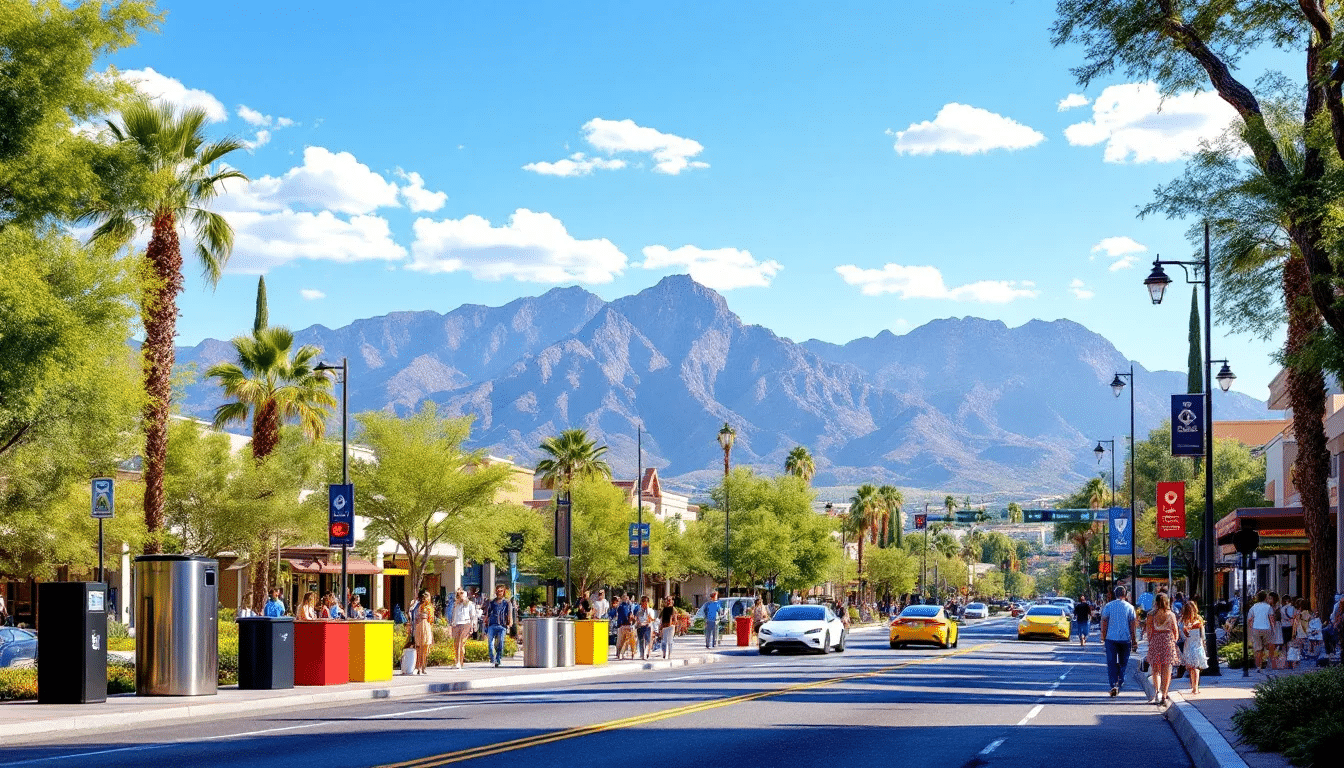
xmin=107 ymin=1 xmax=1285 ymax=401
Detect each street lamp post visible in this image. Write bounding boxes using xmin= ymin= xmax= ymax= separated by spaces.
xmin=314 ymin=358 xmax=349 ymax=610
xmin=1142 ymin=221 xmax=1238 ymax=677
xmin=1094 ymin=439 xmax=1116 ymax=596
xmin=1111 ymin=366 xmax=1137 ymax=601
xmin=717 ymin=423 xmax=735 ymax=597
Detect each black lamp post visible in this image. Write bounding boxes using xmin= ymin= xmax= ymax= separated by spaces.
xmin=717 ymin=422 xmax=735 ymax=596
xmin=1094 ymin=439 xmax=1116 ymax=596
xmin=1110 ymin=367 xmax=1138 ymax=601
xmin=1142 ymin=222 xmax=1237 ymax=676
xmin=314 ymin=358 xmax=349 ymax=610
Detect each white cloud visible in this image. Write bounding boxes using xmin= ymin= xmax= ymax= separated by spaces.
xmin=526 ymin=119 xmax=708 ymax=176
xmin=276 ymin=117 xmax=296 ymax=128
xmin=1090 ymin=236 xmax=1147 ymax=271
xmin=835 ymin=263 xmax=1039 ymax=303
xmin=237 ymin=105 xmax=269 ymax=126
xmin=1069 ymin=279 xmax=1095 ymax=300
xmin=224 ymin=210 xmax=406 ymax=274
xmin=893 ymin=103 xmax=1045 ymax=156
xmin=1064 ymin=81 xmax=1239 ymax=162
xmin=639 ymin=245 xmax=782 ymax=290
xmin=299 ymin=289 xmax=326 ymax=300
xmin=396 ymin=170 xmax=448 ymax=212
xmin=522 ymin=153 xmax=627 ymax=177
xmin=120 ymin=67 xmax=227 ymax=122
xmin=231 ymin=147 xmax=401 ymax=215
xmin=1057 ymin=93 xmax=1090 ymax=111
xmin=409 ymin=209 xmax=627 ymax=283
xmin=246 ymin=129 xmax=271 ymax=150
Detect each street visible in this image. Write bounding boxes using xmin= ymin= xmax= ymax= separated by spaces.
xmin=0 ymin=618 xmax=1190 ymax=768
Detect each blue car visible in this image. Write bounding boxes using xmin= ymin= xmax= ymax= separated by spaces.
xmin=0 ymin=627 xmax=37 ymax=667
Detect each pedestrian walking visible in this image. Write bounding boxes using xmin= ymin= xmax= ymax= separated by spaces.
xmin=1145 ymin=592 xmax=1178 ymax=705
xmin=1180 ymin=600 xmax=1208 ymax=694
xmin=703 ymin=591 xmax=723 ymax=649
xmin=1074 ymin=595 xmax=1092 ymax=648
xmin=1267 ymin=591 xmax=1284 ymax=670
xmin=1247 ymin=590 xmax=1274 ymax=672
xmin=412 ymin=590 xmax=434 ymax=675
xmin=615 ymin=594 xmax=636 ymax=660
xmin=263 ymin=588 xmax=286 ymax=618
xmin=659 ymin=596 xmax=676 ymax=659
xmin=635 ymin=596 xmax=654 ymax=660
xmin=1099 ymin=585 xmax=1138 ymax=698
xmin=450 ymin=588 xmax=480 ymax=669
xmin=752 ymin=597 xmax=770 ymax=645
xmin=485 ymin=585 xmax=513 ymax=667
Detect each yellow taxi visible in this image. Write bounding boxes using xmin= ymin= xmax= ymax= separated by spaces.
xmin=889 ymin=604 xmax=959 ymax=649
xmin=1017 ymin=605 xmax=1071 ymax=641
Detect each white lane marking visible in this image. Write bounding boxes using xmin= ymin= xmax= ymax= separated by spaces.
xmin=1016 ymin=703 xmax=1044 ymax=726
xmin=0 ymin=745 xmax=174 ymax=765
xmin=979 ymin=739 xmax=1005 ymax=755
xmin=363 ymin=704 xmax=462 ymax=719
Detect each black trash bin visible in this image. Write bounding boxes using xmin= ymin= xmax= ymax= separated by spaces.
xmin=236 ymin=616 xmax=295 ymax=690
xmin=37 ymin=582 xmax=108 ymax=704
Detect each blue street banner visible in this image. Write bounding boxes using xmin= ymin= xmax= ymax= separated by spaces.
xmin=629 ymin=522 xmax=651 ymax=555
xmin=1171 ymin=394 xmax=1206 ymax=457
xmin=91 ymin=477 xmax=114 ymax=519
xmin=328 ymin=483 xmax=355 ymax=547
xmin=1108 ymin=507 xmax=1133 ymax=556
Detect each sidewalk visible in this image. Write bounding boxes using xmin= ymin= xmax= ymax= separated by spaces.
xmin=0 ymin=633 xmax=758 ymax=746
xmin=1130 ymin=646 xmax=1320 ymax=768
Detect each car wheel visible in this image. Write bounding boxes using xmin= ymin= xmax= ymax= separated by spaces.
xmin=939 ymin=631 xmax=951 ymax=650
xmin=835 ymin=631 xmax=846 ymax=653
xmin=890 ymin=640 xmax=901 ymax=649
xmin=952 ymin=631 xmax=959 ymax=649
xmin=758 ymin=645 xmax=771 ymax=655
xmin=820 ymin=632 xmax=831 ymax=654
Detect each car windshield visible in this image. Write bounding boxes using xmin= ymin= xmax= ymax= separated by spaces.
xmin=967 ymin=603 xmax=986 ymax=610
xmin=770 ymin=606 xmax=824 ymax=622
xmin=899 ymin=605 xmax=942 ymax=618
xmin=1027 ymin=606 xmax=1064 ymax=617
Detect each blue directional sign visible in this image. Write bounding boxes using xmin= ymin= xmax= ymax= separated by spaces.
xmin=328 ymin=483 xmax=355 ymax=547
xmin=628 ymin=523 xmax=651 ymax=556
xmin=1171 ymin=394 xmax=1206 ymax=457
xmin=1108 ymin=507 xmax=1133 ymax=556
xmin=90 ymin=478 xmax=114 ymax=519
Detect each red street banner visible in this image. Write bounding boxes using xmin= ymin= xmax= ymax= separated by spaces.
xmin=1156 ymin=481 xmax=1187 ymax=539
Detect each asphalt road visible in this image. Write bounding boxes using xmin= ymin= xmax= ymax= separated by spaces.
xmin=0 ymin=617 xmax=1190 ymax=768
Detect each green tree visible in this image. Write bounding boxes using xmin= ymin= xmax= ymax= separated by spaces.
xmin=349 ymin=404 xmax=514 ymax=604
xmin=705 ymin=469 xmax=835 ymax=595
xmin=783 ymin=445 xmax=816 ymax=484
xmin=1187 ymin=287 xmax=1203 ymax=395
xmin=536 ymin=428 xmax=612 ymax=494
xmin=253 ymin=276 xmax=268 ymax=335
xmin=943 ymin=495 xmax=956 ymax=522
xmin=877 ymin=485 xmax=904 ymax=548
xmin=206 ymin=327 xmax=335 ymax=461
xmin=83 ymin=97 xmax=248 ymax=554
xmin=1007 ymin=502 xmax=1024 ymax=524
xmin=864 ymin=546 xmax=918 ymax=599
xmin=546 ymin=475 xmax=635 ymax=597
xmin=848 ymin=484 xmax=880 ymax=580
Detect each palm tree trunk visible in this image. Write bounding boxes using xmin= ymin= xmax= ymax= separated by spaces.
xmin=140 ymin=213 xmax=184 ymax=554
xmin=251 ymin=398 xmax=281 ymax=461
xmin=249 ymin=551 xmax=271 ymax=613
xmin=1284 ymin=254 xmax=1335 ymax=619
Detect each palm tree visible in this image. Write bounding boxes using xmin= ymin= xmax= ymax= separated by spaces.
xmin=1007 ymin=502 xmax=1024 ymax=524
xmin=877 ymin=485 xmax=904 ymax=548
xmin=1083 ymin=476 xmax=1108 ymax=510
xmin=537 ymin=428 xmax=613 ymax=493
xmin=206 ymin=327 xmax=335 ymax=461
xmin=943 ymin=495 xmax=957 ymax=523
xmin=783 ymin=445 xmax=815 ymax=484
xmin=848 ymin=484 xmax=880 ymax=584
xmin=83 ymin=97 xmax=246 ymax=553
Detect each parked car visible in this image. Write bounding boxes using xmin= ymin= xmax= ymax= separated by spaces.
xmin=0 ymin=627 xmax=37 ymax=667
xmin=757 ymin=605 xmax=846 ymax=655
xmin=890 ymin=604 xmax=959 ymax=649
xmin=962 ymin=602 xmax=989 ymax=620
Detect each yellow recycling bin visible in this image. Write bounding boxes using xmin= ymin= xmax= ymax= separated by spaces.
xmin=347 ymin=620 xmax=394 ymax=682
xmin=574 ymin=619 xmax=609 ymax=665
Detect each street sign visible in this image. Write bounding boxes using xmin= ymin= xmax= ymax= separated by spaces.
xmin=554 ymin=497 xmax=572 ymax=558
xmin=90 ymin=478 xmax=114 ymax=519
xmin=914 ymin=514 xmax=928 ymax=530
xmin=1099 ymin=561 xmax=1112 ymax=574
xmin=1156 ymin=481 xmax=1187 ymax=539
xmin=328 ymin=483 xmax=355 ymax=547
xmin=1023 ymin=509 xmax=1094 ymax=523
xmin=1171 ymin=394 xmax=1206 ymax=457
xmin=1109 ymin=508 xmax=1133 ymax=556
xmin=628 ymin=522 xmax=650 ymax=555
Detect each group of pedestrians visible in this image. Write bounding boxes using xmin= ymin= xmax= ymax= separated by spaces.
xmin=1098 ymin=585 xmax=1210 ymax=705
xmin=1245 ymin=589 xmax=1330 ymax=671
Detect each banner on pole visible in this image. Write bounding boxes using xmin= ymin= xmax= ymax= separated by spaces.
xmin=914 ymin=514 xmax=928 ymax=530
xmin=1171 ymin=394 xmax=1206 ymax=456
xmin=91 ymin=478 xmax=114 ymax=519
xmin=554 ymin=497 xmax=571 ymax=558
xmin=328 ymin=484 xmax=354 ymax=546
xmin=1156 ymin=481 xmax=1187 ymax=539
xmin=628 ymin=522 xmax=650 ymax=555
xmin=1108 ymin=507 xmax=1133 ymax=556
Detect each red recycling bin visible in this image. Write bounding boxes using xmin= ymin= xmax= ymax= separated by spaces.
xmin=736 ymin=615 xmax=752 ymax=647
xmin=294 ymin=620 xmax=350 ymax=686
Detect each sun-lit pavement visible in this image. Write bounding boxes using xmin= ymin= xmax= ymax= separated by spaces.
xmin=0 ymin=616 xmax=1192 ymax=768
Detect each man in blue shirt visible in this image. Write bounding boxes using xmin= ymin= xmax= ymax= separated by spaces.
xmin=263 ymin=588 xmax=286 ymax=618
xmin=703 ymin=592 xmax=724 ymax=648
xmin=1099 ymin=586 xmax=1138 ymax=697
xmin=485 ymin=585 xmax=513 ymax=667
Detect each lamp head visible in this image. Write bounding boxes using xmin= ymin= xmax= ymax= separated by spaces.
xmin=314 ymin=362 xmax=338 ymax=372
xmin=1143 ymin=261 xmax=1171 ymax=304
xmin=1110 ymin=374 xmax=1125 ymax=398
xmin=1216 ymin=362 xmax=1236 ymax=392
xmin=717 ymin=422 xmax=736 ymax=451
xmin=1094 ymin=442 xmax=1106 ymax=462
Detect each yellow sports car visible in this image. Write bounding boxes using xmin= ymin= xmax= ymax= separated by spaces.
xmin=889 ymin=604 xmax=959 ymax=649
xmin=1018 ymin=605 xmax=1071 ymax=641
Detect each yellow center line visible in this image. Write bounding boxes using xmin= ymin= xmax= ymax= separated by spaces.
xmin=380 ymin=643 xmax=992 ymax=768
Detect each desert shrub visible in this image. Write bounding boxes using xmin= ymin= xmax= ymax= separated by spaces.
xmin=107 ymin=619 xmax=131 ymax=640
xmin=1282 ymin=714 xmax=1344 ymax=768
xmin=218 ymin=608 xmax=236 ymax=624
xmin=217 ymin=636 xmax=239 ymax=685
xmin=107 ymin=637 xmax=136 ymax=652
xmin=107 ymin=661 xmax=136 ymax=694
xmin=1232 ymin=666 xmax=1344 ymax=756
xmin=0 ymin=668 xmax=38 ymax=701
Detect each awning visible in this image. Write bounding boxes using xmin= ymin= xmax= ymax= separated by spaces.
xmin=283 ymin=556 xmax=381 ymax=575
xmin=1215 ymin=506 xmax=1337 ymax=555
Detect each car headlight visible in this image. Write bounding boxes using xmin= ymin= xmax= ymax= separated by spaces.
xmin=804 ymin=628 xmax=823 ymax=635
xmin=760 ymin=627 xmax=772 ymax=635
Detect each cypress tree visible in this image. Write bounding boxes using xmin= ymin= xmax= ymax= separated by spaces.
xmin=1186 ymin=287 xmax=1202 ymax=394
xmin=253 ymin=276 xmax=269 ymax=335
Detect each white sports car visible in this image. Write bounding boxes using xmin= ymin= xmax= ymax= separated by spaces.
xmin=757 ymin=604 xmax=847 ymax=655
xmin=963 ymin=602 xmax=989 ymax=620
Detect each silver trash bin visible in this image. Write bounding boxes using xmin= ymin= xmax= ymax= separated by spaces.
xmin=134 ymin=555 xmax=218 ymax=696
xmin=523 ymin=617 xmax=557 ymax=668
xmin=556 ymin=618 xmax=575 ymax=667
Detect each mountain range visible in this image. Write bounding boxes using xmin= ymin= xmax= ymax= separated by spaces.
xmin=171 ymin=275 xmax=1272 ymax=498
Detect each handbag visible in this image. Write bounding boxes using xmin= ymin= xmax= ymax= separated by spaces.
xmin=1287 ymin=644 xmax=1302 ymax=662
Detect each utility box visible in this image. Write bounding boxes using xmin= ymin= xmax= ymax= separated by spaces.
xmin=37 ymin=582 xmax=108 ymax=704
xmin=134 ymin=555 xmax=218 ymax=696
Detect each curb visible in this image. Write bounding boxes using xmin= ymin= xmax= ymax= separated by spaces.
xmin=1129 ymin=659 xmax=1249 ymax=768
xmin=2 ymin=651 xmax=730 ymax=745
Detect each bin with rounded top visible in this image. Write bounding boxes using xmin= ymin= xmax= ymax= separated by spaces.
xmin=294 ymin=620 xmax=349 ymax=686
xmin=573 ymin=619 xmax=608 ymax=665
xmin=522 ymin=617 xmax=557 ymax=668
xmin=555 ymin=618 xmax=575 ymax=667
xmin=347 ymin=620 xmax=393 ymax=682
xmin=736 ymin=615 xmax=752 ymax=647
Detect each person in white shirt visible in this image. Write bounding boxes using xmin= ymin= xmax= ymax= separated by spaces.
xmin=591 ymin=590 xmax=611 ymax=620
xmin=1247 ymin=590 xmax=1275 ymax=673
xmin=451 ymin=589 xmax=481 ymax=669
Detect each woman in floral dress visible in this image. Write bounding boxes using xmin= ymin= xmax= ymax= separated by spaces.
xmin=1146 ymin=592 xmax=1179 ymax=706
